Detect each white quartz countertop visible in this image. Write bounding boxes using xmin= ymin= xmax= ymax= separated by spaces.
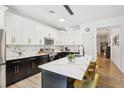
xmin=39 ymin=55 xmax=92 ymax=80
xmin=6 ymin=51 xmax=78 ymax=61
xmin=6 ymin=53 xmax=49 ymax=61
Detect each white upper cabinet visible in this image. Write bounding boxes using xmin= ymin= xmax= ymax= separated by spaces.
xmin=6 ymin=13 xmax=22 ymax=45
xmin=59 ymin=31 xmax=67 ymax=45
xmin=0 ymin=6 xmax=7 ymax=29
xmin=36 ymin=24 xmax=46 ymax=45
xmin=70 ymin=31 xmax=82 ymax=45
xmin=59 ymin=31 xmax=73 ymax=45
xmin=53 ymin=29 xmax=59 ymax=45
xmin=22 ymin=18 xmax=36 ymax=45
xmin=58 ymin=31 xmax=82 ymax=45
xmin=5 ymin=12 xmax=63 ymax=46
xmin=82 ymin=34 xmax=93 ymax=55
xmin=0 ymin=10 xmax=4 ymax=29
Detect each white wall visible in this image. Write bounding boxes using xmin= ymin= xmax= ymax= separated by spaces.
xmin=111 ymin=26 xmax=121 ymax=70
xmin=80 ymin=16 xmax=124 ymax=63
xmin=120 ymin=25 xmax=124 ymax=72
xmin=97 ymin=36 xmax=101 ymax=54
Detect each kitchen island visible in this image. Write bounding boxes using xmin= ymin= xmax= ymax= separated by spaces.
xmin=39 ymin=55 xmax=92 ymax=88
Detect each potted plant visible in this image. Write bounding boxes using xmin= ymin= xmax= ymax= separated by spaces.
xmin=67 ymin=53 xmax=75 ymax=62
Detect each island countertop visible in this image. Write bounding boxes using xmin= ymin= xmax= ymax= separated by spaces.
xmin=39 ymin=55 xmax=92 ymax=80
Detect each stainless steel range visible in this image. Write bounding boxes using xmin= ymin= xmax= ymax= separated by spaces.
xmin=0 ymin=29 xmax=6 ymax=88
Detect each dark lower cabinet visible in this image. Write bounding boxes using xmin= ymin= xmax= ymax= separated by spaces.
xmin=25 ymin=57 xmax=39 ymax=77
xmin=42 ymin=55 xmax=49 ymax=64
xmin=6 ymin=52 xmax=78 ymax=86
xmin=38 ymin=56 xmax=43 ymax=66
xmin=6 ymin=55 xmax=48 ymax=86
xmin=6 ymin=62 xmax=14 ymax=86
xmin=55 ymin=52 xmax=68 ymax=60
xmin=6 ymin=59 xmax=25 ymax=86
xmin=54 ymin=52 xmax=79 ymax=60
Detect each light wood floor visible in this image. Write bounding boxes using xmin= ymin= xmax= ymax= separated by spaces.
xmin=97 ymin=54 xmax=124 ymax=88
xmin=8 ymin=55 xmax=124 ymax=88
xmin=8 ymin=73 xmax=41 ymax=88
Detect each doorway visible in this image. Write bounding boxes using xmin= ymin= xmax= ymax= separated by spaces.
xmin=97 ymin=27 xmax=111 ymax=59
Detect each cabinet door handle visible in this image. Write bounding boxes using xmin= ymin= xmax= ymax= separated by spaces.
xmin=28 ymin=38 xmax=31 ymax=44
xmin=30 ymin=58 xmax=36 ymax=60
xmin=12 ymin=36 xmax=14 ymax=43
xmin=14 ymin=37 xmax=16 ymax=43
xmin=40 ymin=39 xmax=42 ymax=44
xmin=32 ymin=62 xmax=36 ymax=68
xmin=29 ymin=38 xmax=31 ymax=43
xmin=32 ymin=62 xmax=33 ymax=68
xmin=12 ymin=60 xmax=21 ymax=64
xmin=28 ymin=38 xmax=29 ymax=43
xmin=17 ymin=65 xmax=19 ymax=73
xmin=32 ymin=62 xmax=34 ymax=68
xmin=33 ymin=62 xmax=35 ymax=68
xmin=14 ymin=66 xmax=17 ymax=74
xmin=30 ymin=39 xmax=31 ymax=43
xmin=12 ymin=37 xmax=13 ymax=43
xmin=34 ymin=62 xmax=36 ymax=68
xmin=39 ymin=39 xmax=41 ymax=44
xmin=28 ymin=38 xmax=30 ymax=44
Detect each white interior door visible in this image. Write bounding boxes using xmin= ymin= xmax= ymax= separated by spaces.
xmin=82 ymin=34 xmax=93 ymax=55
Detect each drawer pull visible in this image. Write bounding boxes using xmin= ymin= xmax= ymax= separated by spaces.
xmin=30 ymin=58 xmax=36 ymax=60
xmin=32 ymin=62 xmax=35 ymax=68
xmin=12 ymin=60 xmax=21 ymax=64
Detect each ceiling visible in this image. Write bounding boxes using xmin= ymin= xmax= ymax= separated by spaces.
xmin=6 ymin=5 xmax=124 ymax=30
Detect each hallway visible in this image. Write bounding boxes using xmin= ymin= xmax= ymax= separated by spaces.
xmin=97 ymin=54 xmax=124 ymax=88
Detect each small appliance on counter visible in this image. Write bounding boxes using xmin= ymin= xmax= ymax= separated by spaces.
xmin=65 ymin=47 xmax=70 ymax=52
xmin=49 ymin=49 xmax=57 ymax=61
xmin=37 ymin=48 xmax=43 ymax=54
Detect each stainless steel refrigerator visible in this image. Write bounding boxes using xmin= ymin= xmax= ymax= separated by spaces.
xmin=0 ymin=29 xmax=5 ymax=88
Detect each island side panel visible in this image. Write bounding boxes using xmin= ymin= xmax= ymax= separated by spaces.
xmin=42 ymin=70 xmax=68 ymax=88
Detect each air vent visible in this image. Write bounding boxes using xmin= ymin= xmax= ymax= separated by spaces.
xmin=64 ymin=25 xmax=80 ymax=31
xmin=70 ymin=25 xmax=80 ymax=31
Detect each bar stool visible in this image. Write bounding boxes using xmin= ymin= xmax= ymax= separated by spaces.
xmin=73 ymin=73 xmax=99 ymax=88
xmin=84 ymin=60 xmax=99 ymax=80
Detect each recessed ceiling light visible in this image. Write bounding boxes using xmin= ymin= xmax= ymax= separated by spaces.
xmin=65 ymin=27 xmax=69 ymax=30
xmin=59 ymin=17 xmax=65 ymax=22
xmin=70 ymin=28 xmax=73 ymax=31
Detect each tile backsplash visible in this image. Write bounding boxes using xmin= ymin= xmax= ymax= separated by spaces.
xmin=6 ymin=45 xmax=79 ymax=59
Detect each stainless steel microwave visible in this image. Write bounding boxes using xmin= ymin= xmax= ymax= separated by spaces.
xmin=44 ymin=37 xmax=54 ymax=45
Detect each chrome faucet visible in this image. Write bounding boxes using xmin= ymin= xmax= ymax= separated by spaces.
xmin=82 ymin=45 xmax=85 ymax=56
xmin=78 ymin=45 xmax=85 ymax=56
